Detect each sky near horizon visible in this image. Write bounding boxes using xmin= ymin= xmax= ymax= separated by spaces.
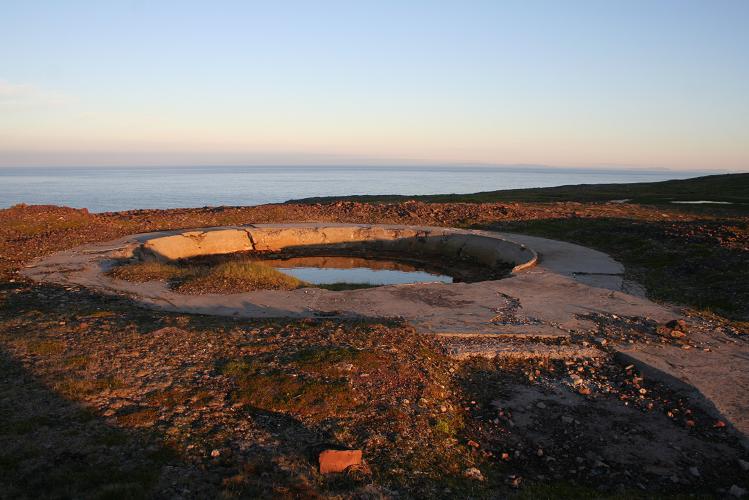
xmin=0 ymin=1 xmax=747 ymax=170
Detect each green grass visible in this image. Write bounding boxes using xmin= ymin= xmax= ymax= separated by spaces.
xmin=494 ymin=217 xmax=749 ymax=320
xmin=288 ymin=172 xmax=749 ymax=206
xmin=176 ymin=259 xmax=306 ymax=293
xmin=220 ymin=358 xmax=357 ymax=418
xmin=53 ymin=375 xmax=124 ymax=398
xmin=108 ymin=260 xmax=186 ymax=282
xmin=432 ymin=415 xmax=463 ymax=438
xmin=109 ymin=258 xmax=307 ymax=293
xmin=292 ymin=346 xmax=387 ymax=374
xmin=26 ymin=339 xmax=66 ymax=356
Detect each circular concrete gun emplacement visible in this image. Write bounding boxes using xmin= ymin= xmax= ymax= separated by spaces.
xmin=23 ymin=223 xmax=676 ymax=342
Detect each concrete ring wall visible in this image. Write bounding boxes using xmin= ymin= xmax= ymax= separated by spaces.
xmin=136 ymin=224 xmax=538 ymax=273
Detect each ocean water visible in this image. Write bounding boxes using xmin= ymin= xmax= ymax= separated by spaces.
xmin=0 ymin=166 xmax=710 ymax=213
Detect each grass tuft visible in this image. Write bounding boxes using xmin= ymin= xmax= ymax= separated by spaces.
xmin=220 ymin=358 xmax=358 ymax=418
xmin=108 ymin=260 xmax=185 ymax=282
xmin=176 ymin=259 xmax=306 ymax=294
xmin=26 ymin=339 xmax=65 ymax=356
xmin=54 ymin=375 xmax=124 ymax=398
xmin=110 ymin=258 xmax=307 ymax=294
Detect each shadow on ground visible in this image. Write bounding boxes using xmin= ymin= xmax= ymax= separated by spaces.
xmin=0 ymin=349 xmax=182 ymax=497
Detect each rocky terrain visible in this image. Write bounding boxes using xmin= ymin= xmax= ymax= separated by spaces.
xmin=1 ymin=196 xmax=748 ymax=498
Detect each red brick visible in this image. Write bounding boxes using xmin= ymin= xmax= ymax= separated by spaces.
xmin=318 ymin=449 xmax=362 ymax=474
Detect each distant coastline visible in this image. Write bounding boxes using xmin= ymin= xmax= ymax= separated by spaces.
xmin=0 ymin=165 xmax=720 ymax=213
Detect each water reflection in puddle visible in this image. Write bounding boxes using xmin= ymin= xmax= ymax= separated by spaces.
xmin=263 ymin=256 xmax=453 ymax=285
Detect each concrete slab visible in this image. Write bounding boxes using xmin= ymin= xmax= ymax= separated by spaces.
xmin=22 ymin=224 xmax=672 ymax=334
xmin=616 ymin=337 xmax=749 ymax=438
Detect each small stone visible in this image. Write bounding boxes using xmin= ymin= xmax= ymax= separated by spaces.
xmin=656 ymin=325 xmax=672 ymax=337
xmin=666 ymin=319 xmax=689 ymax=332
xmin=689 ymin=466 xmax=700 ymax=478
xmin=507 ymin=475 xmax=522 ymax=488
xmin=561 ymin=415 xmax=574 ymax=424
xmin=729 ymin=484 xmax=747 ymax=498
xmin=536 ymin=402 xmax=547 ymax=409
xmin=210 ymin=449 xmax=221 ymax=458
xmin=319 ymin=449 xmax=363 ymax=474
xmin=464 ymin=467 xmax=484 ymax=481
xmin=738 ymin=459 xmax=749 ymax=472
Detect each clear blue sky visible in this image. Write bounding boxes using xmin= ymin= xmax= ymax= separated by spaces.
xmin=1 ymin=0 xmax=747 ymax=169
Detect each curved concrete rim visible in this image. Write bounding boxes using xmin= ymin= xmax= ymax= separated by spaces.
xmin=135 ymin=223 xmax=539 ymax=273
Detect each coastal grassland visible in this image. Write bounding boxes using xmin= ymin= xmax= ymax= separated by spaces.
xmin=288 ymin=172 xmax=749 ymax=206
xmin=488 ymin=217 xmax=749 ymax=321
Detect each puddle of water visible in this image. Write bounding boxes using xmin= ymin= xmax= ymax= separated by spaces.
xmin=263 ymin=256 xmax=453 ymax=285
xmin=671 ymin=200 xmax=733 ymax=204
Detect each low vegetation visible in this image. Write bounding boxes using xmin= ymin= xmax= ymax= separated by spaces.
xmin=289 ymin=172 xmax=749 ymax=206
xmin=110 ymin=257 xmax=396 ymax=293
xmin=107 ymin=260 xmax=187 ymax=282
xmin=109 ymin=258 xmax=307 ymax=294
xmin=175 ymin=259 xmax=306 ymax=294
xmin=491 ymin=217 xmax=749 ymax=320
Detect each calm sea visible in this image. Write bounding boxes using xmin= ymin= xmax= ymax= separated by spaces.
xmin=0 ymin=166 xmax=711 ymax=213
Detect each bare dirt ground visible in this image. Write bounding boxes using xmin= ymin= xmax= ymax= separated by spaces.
xmin=1 ymin=201 xmax=748 ymax=498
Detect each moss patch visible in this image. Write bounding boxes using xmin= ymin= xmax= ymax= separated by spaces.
xmin=221 ymin=360 xmax=357 ymax=418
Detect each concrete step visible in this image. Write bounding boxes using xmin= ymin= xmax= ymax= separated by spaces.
xmin=433 ymin=323 xmax=570 ymax=339
xmin=442 ymin=340 xmax=604 ymax=360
